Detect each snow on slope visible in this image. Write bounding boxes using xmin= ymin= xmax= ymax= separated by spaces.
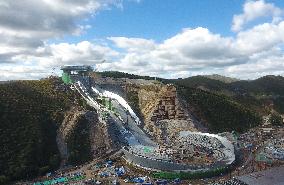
xmin=74 ymin=81 xmax=101 ymax=110
xmin=74 ymin=80 xmax=235 ymax=168
xmin=75 ymin=81 xmax=142 ymax=146
xmin=91 ymin=86 xmax=141 ymax=125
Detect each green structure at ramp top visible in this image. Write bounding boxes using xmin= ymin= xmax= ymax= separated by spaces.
xmin=62 ymin=72 xmax=73 ymax=84
xmin=60 ymin=65 xmax=94 ymax=84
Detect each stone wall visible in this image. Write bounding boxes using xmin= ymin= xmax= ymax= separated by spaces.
xmin=137 ymin=84 xmax=197 ymax=141
xmin=122 ymin=148 xmax=229 ymax=172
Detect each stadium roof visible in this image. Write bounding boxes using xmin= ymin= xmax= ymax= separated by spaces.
xmin=60 ymin=65 xmax=93 ymax=72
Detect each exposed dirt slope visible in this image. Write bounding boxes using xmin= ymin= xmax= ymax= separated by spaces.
xmin=57 ymin=106 xmax=117 ymax=166
xmin=137 ymin=84 xmax=198 ymax=142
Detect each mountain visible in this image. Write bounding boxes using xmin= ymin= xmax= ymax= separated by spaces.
xmin=0 ymin=78 xmax=77 ymax=183
xmin=170 ymin=76 xmax=230 ymax=92
xmin=202 ymin=74 xmax=239 ymax=83
xmin=96 ymin=71 xmax=163 ymax=81
xmin=94 ymin=71 xmax=284 ymax=121
xmin=171 ymin=75 xmax=284 ymax=115
xmin=0 ymin=73 xmax=283 ymax=183
xmin=230 ymin=75 xmax=284 ymax=96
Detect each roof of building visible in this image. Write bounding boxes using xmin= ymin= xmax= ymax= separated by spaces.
xmin=60 ymin=65 xmax=93 ymax=71
xmin=236 ymin=166 xmax=284 ymax=185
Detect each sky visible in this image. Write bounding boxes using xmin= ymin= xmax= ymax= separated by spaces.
xmin=1 ymin=0 xmax=284 ymax=80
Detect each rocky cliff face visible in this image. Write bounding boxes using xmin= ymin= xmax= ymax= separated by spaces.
xmin=57 ymin=107 xmax=116 ymax=165
xmin=53 ymin=78 xmax=203 ymax=171
xmin=124 ymin=83 xmax=198 ymax=143
xmin=54 ymin=78 xmax=204 ymax=165
xmin=75 ymin=77 xmax=201 ymax=146
xmin=142 ymin=85 xmax=198 ymax=142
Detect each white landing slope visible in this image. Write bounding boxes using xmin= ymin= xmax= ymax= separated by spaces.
xmin=75 ymin=81 xmax=235 ymax=167
xmin=91 ymin=86 xmax=141 ymax=125
xmin=75 ymin=81 xmax=155 ymax=148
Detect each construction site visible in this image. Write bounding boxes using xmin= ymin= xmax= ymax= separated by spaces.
xmin=26 ymin=65 xmax=284 ymax=185
xmin=61 ymin=65 xmax=235 ymax=171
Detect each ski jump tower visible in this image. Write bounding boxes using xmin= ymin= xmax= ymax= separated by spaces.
xmin=61 ymin=65 xmax=94 ymax=89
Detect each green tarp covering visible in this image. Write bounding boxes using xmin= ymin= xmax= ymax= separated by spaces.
xmin=152 ymin=167 xmax=229 ymax=180
xmin=256 ymin=153 xmax=272 ymax=163
xmin=143 ymin=147 xmax=152 ymax=153
xmin=33 ymin=175 xmax=85 ymax=185
xmin=61 ymin=72 xmax=73 ymax=84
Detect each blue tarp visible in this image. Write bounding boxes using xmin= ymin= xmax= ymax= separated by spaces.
xmin=156 ymin=179 xmax=168 ymax=185
xmin=132 ymin=177 xmax=144 ymax=183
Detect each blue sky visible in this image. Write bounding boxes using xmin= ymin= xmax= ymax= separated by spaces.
xmin=60 ymin=0 xmax=284 ymax=41
xmin=59 ymin=0 xmax=243 ymax=43
xmin=84 ymin=0 xmax=239 ymax=40
xmin=1 ymin=0 xmax=284 ymax=80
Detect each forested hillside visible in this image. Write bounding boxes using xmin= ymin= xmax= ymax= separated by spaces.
xmin=172 ymin=75 xmax=284 ymax=97
xmin=174 ymin=75 xmax=284 ymax=115
xmin=97 ymin=71 xmax=164 ymax=81
xmin=171 ymin=76 xmax=229 ymax=92
xmin=230 ymin=75 xmax=284 ymax=95
xmin=0 ymin=78 xmax=76 ymax=183
xmin=179 ymin=87 xmax=262 ymax=133
xmin=0 ymin=72 xmax=283 ymax=184
xmin=67 ymin=115 xmax=92 ymax=165
xmin=100 ymin=71 xmax=283 ymax=129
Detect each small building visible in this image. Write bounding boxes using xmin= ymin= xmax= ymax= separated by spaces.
xmin=60 ymin=65 xmax=94 ymax=85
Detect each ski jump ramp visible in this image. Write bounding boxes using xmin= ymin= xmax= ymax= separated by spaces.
xmin=74 ymin=80 xmax=235 ymax=172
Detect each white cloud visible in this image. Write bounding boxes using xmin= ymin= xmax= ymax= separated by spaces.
xmin=0 ymin=40 xmax=119 ymax=80
xmin=44 ymin=41 xmax=119 ymax=66
xmin=12 ymin=41 xmax=119 ymax=67
xmin=232 ymin=0 xmax=282 ymax=32
xmin=233 ymin=21 xmax=284 ymax=54
xmin=159 ymin=28 xmax=237 ymax=60
xmin=0 ymin=0 xmax=124 ymax=80
xmin=100 ymin=21 xmax=284 ymax=79
xmin=0 ymin=0 xmax=122 ymax=64
xmin=225 ymin=46 xmax=284 ymax=79
xmin=101 ymin=28 xmax=237 ymax=72
xmin=108 ymin=37 xmax=156 ymax=53
xmin=0 ymin=0 xmax=284 ymax=80
xmin=0 ymin=0 xmax=110 ymax=40
xmin=0 ymin=65 xmax=51 ymax=80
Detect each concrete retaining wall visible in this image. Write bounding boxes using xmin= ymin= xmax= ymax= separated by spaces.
xmin=122 ymin=148 xmax=228 ymax=172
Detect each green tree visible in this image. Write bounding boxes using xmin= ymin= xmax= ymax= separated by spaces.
xmin=0 ymin=175 xmax=9 ymax=185
xmin=0 ymin=78 xmax=77 ymax=183
xmin=269 ymin=112 xmax=283 ymax=126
